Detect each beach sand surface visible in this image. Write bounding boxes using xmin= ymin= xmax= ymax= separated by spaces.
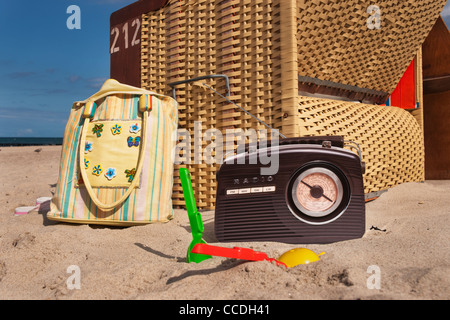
xmin=0 ymin=146 xmax=449 ymax=300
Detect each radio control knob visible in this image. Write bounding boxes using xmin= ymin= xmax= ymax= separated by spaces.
xmin=310 ymin=185 xmax=324 ymax=199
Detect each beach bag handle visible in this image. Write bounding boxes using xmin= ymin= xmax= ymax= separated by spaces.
xmin=78 ymin=109 xmax=149 ymax=211
xmin=76 ymin=80 xmax=162 ymax=211
xmin=76 ymin=79 xmax=159 ymax=211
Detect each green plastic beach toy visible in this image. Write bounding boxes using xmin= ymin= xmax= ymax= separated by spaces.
xmin=179 ymin=168 xmax=212 ymax=264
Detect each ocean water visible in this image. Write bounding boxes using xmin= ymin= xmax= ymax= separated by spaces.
xmin=0 ymin=137 xmax=63 ymax=147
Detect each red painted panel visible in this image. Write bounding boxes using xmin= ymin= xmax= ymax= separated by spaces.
xmin=390 ymin=59 xmax=416 ymax=110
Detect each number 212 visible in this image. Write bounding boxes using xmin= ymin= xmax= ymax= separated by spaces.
xmin=110 ymin=18 xmax=141 ymax=54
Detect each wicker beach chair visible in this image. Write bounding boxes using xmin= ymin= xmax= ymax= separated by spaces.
xmin=134 ymin=0 xmax=446 ymax=209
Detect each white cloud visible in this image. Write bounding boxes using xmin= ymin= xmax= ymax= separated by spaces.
xmin=442 ymin=2 xmax=450 ymax=18
xmin=18 ymin=128 xmax=33 ymax=136
xmin=69 ymin=75 xmax=82 ymax=83
xmin=87 ymin=77 xmax=108 ymax=89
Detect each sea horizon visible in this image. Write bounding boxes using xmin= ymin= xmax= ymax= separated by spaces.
xmin=0 ymin=137 xmax=63 ymax=147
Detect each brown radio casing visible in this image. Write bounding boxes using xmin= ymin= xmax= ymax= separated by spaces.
xmin=214 ymin=139 xmax=365 ymax=244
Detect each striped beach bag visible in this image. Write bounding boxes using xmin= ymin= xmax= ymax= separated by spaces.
xmin=48 ymin=79 xmax=178 ymax=226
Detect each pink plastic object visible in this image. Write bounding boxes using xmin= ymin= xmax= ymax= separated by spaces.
xmin=14 ymin=206 xmax=37 ymax=216
xmin=191 ymin=243 xmax=287 ymax=267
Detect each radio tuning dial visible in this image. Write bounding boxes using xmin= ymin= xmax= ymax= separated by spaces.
xmin=291 ymin=166 xmax=345 ymax=221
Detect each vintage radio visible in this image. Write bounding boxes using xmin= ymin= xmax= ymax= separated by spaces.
xmin=214 ymin=136 xmax=366 ymax=244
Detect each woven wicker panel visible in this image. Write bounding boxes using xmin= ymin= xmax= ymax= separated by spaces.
xmin=141 ymin=0 xmax=284 ymax=209
xmin=297 ymin=95 xmax=425 ymax=193
xmin=411 ymin=49 xmax=424 ymax=130
xmin=296 ymin=0 xmax=446 ymax=94
xmin=140 ymin=0 xmax=437 ymax=209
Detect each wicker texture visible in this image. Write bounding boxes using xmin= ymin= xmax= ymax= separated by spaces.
xmin=296 ymin=0 xmax=445 ymax=94
xmin=141 ymin=0 xmax=284 ymax=209
xmin=297 ymin=95 xmax=425 ymax=194
xmin=140 ymin=0 xmax=444 ymax=209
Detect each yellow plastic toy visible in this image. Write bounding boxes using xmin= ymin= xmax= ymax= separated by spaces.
xmin=278 ymin=248 xmax=325 ymax=267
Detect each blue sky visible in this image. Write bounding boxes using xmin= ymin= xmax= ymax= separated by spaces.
xmin=442 ymin=1 xmax=450 ymax=27
xmin=0 ymin=0 xmax=136 ymax=137
xmin=0 ymin=0 xmax=449 ymax=138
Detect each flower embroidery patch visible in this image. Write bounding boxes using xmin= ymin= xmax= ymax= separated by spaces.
xmin=92 ymin=124 xmax=104 ymax=137
xmin=84 ymin=158 xmax=90 ymax=169
xmin=105 ymin=167 xmax=117 ymax=180
xmin=85 ymin=141 xmax=93 ymax=153
xmin=125 ymin=168 xmax=136 ymax=182
xmin=111 ymin=124 xmax=122 ymax=135
xmin=92 ymin=164 xmax=102 ymax=176
xmin=127 ymin=136 xmax=141 ymax=147
xmin=129 ymin=123 xmax=141 ymax=134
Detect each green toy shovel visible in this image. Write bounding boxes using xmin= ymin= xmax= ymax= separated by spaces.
xmin=179 ymin=168 xmax=212 ymax=263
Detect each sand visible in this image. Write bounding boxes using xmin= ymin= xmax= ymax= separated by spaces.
xmin=0 ymin=145 xmax=449 ymax=300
